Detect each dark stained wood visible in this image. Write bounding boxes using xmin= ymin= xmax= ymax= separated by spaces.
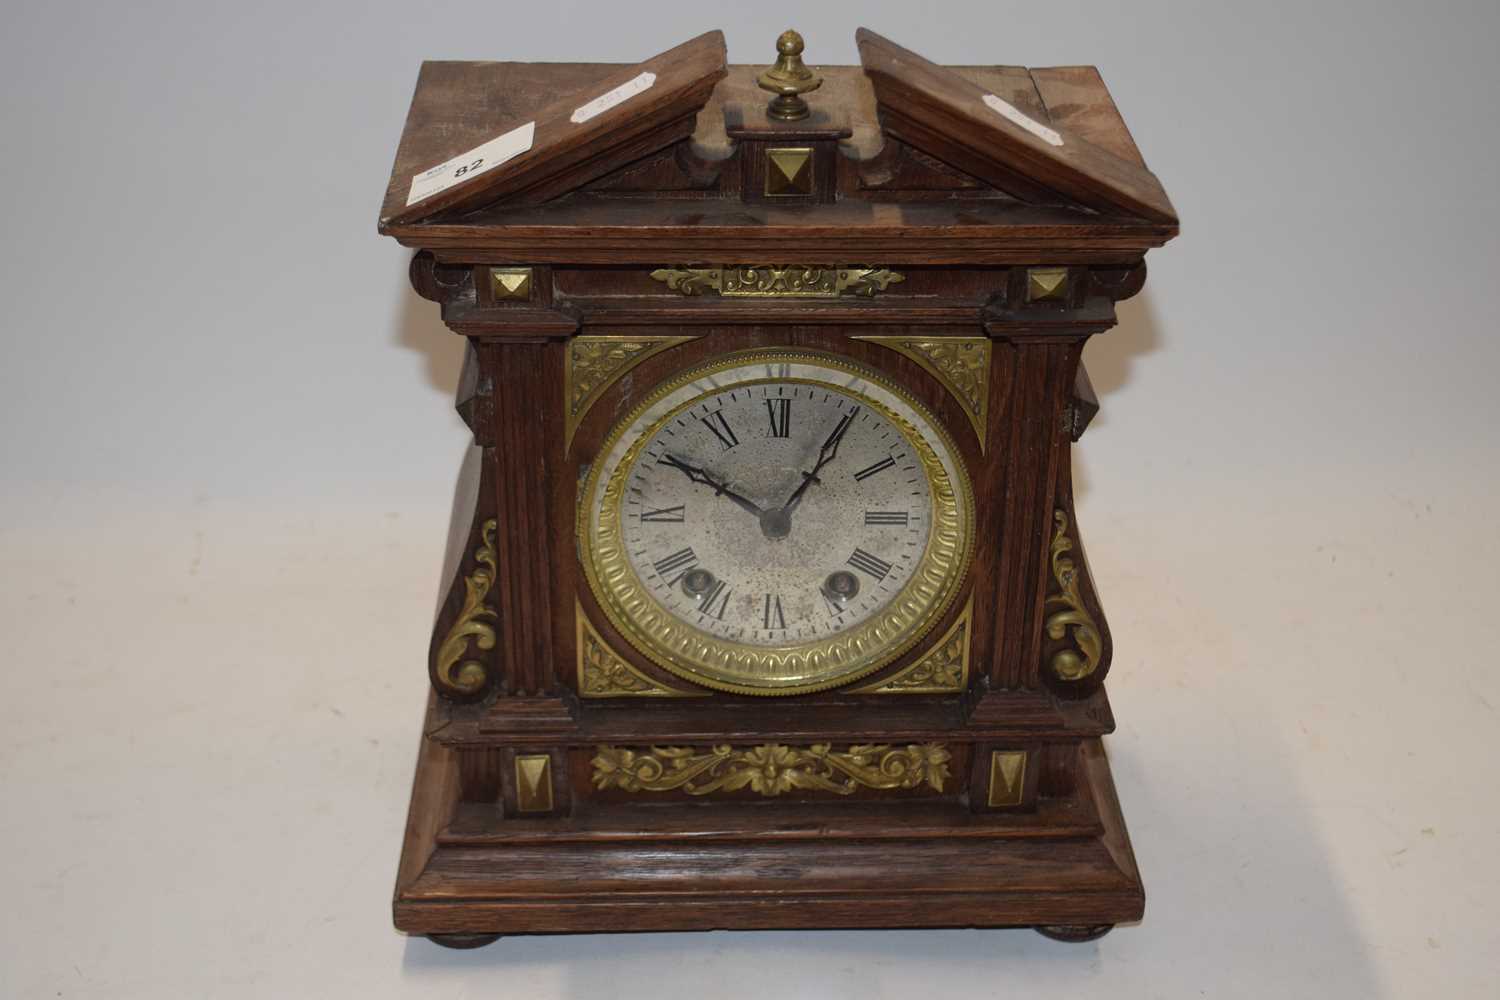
xmin=381 ymin=29 xmax=1177 ymax=941
xmin=1069 ymin=361 xmax=1099 ymax=441
xmin=723 ymin=103 xmax=849 ymax=206
xmin=382 ymin=32 xmax=727 ymax=225
xmin=1041 ymin=440 xmax=1115 ymax=697
xmin=394 ymin=694 xmax=462 ymax=894
xmin=1029 ymin=66 xmax=1149 ymax=167
xmin=858 ymin=29 xmax=1178 ymax=223
xmin=379 ymin=60 xmax=1177 ymax=262
xmin=397 ymin=198 xmax=1175 ymax=264
xmin=430 ymin=688 xmax=1116 ymax=745
xmin=988 ymin=341 xmax=1074 ymax=690
xmin=438 ymin=791 xmax=1101 ymax=845
xmin=394 ymin=737 xmax=1142 ymax=934
xmin=484 ymin=341 xmax=561 ymax=696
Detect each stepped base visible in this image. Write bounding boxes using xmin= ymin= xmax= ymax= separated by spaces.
xmin=393 ymin=717 xmax=1143 ymax=936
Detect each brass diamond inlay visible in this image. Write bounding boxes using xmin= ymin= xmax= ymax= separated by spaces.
xmin=514 ymin=754 xmax=553 ymax=813
xmin=987 ymin=750 xmax=1027 ymax=807
xmin=491 ymin=267 xmax=533 ymax=302
xmin=765 ymin=146 xmax=813 ymax=196
xmin=1026 ymin=267 xmax=1069 ymax=303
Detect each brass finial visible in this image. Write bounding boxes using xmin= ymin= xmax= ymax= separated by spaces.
xmin=758 ymin=29 xmax=822 ymax=121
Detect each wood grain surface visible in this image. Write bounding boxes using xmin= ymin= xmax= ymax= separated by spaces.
xmin=381 ymin=29 xmax=1177 ymax=939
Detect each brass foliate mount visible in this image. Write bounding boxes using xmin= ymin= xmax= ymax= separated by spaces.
xmin=758 ymin=29 xmax=822 ymax=121
xmin=1045 ymin=510 xmax=1103 ymax=681
xmin=432 ymin=519 xmax=499 ymax=698
xmin=591 ymin=743 xmax=952 ymax=798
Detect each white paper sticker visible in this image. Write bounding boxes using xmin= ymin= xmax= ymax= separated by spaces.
xmin=570 ymin=72 xmax=656 ymax=124
xmin=982 ymin=94 xmax=1063 ymax=147
xmin=405 ymin=120 xmax=536 ymax=207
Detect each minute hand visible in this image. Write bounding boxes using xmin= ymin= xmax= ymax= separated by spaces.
xmin=659 ymin=454 xmax=765 ymax=517
xmin=782 ymin=407 xmax=859 ymax=514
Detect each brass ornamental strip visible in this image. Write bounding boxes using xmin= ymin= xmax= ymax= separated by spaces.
xmin=649 ymin=266 xmax=904 ymax=298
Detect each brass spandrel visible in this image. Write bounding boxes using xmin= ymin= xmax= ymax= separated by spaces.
xmin=851 ymin=596 xmax=971 ymax=694
xmin=564 ymin=335 xmax=698 ymax=451
xmin=853 ymin=337 xmax=991 ymax=450
xmin=576 ymin=602 xmax=705 ymax=698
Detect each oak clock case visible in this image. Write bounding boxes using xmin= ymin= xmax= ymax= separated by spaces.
xmin=378 ymin=28 xmax=1179 ymax=947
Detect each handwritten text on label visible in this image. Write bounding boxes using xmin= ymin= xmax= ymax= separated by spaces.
xmin=571 ymin=72 xmax=657 ymax=124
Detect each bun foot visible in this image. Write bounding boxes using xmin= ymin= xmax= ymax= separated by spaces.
xmin=1035 ymin=924 xmax=1114 ymax=942
xmin=427 ymin=932 xmax=502 ymax=950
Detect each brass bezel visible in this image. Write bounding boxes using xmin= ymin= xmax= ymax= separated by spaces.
xmin=577 ymin=350 xmax=976 ymax=696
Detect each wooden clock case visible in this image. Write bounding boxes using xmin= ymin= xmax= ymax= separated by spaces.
xmin=378 ymin=29 xmax=1178 ymax=945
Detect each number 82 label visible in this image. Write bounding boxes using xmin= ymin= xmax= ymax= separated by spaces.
xmin=406 ymin=120 xmax=536 ymax=206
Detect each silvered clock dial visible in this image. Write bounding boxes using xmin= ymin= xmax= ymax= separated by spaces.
xmin=579 ymin=351 xmax=975 ymax=694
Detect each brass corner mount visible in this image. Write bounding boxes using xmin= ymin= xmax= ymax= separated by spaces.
xmin=758 ymin=29 xmax=822 ymax=121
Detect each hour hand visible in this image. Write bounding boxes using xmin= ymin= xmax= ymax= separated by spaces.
xmin=659 ymin=454 xmax=765 ymax=517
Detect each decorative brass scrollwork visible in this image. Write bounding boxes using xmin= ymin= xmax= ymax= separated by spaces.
xmin=649 ymin=266 xmax=904 ymax=298
xmin=591 ymin=742 xmax=951 ymax=797
xmin=433 ymin=519 xmax=499 ymax=697
xmin=1044 ymin=510 xmax=1102 ymax=681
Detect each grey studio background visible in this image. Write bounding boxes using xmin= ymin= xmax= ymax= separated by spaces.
xmin=2 ymin=2 xmax=1497 ymax=997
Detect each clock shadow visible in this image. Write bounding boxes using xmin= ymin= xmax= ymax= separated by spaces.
xmin=1073 ymin=289 xmax=1163 ymax=504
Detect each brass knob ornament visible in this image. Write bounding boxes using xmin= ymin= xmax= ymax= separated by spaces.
xmin=758 ymin=29 xmax=822 ymax=121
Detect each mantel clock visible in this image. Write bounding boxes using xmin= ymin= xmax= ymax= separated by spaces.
xmin=378 ymin=28 xmax=1179 ymax=947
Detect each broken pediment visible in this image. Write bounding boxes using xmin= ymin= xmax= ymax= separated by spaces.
xmin=377 ymin=29 xmax=1179 ymax=257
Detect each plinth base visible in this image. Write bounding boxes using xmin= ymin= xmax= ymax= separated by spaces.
xmin=393 ymin=719 xmax=1143 ymax=938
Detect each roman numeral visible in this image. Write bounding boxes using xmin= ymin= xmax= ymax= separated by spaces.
xmin=762 ymin=593 xmax=786 ymax=630
xmin=641 ymin=505 xmax=685 ymax=523
xmin=853 ymin=456 xmax=896 ymax=481
xmin=701 ymin=410 xmax=739 ymax=450
xmin=703 ymin=580 xmax=731 ymax=620
xmin=652 ymin=547 xmax=697 ymax=584
xmin=847 ymin=547 xmax=893 ymax=581
xmin=864 ymin=510 xmax=909 ymax=526
xmin=765 ymin=398 xmax=791 ymax=438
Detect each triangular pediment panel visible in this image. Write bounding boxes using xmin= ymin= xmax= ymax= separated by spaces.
xmin=857 ymin=28 xmax=1178 ymax=222
xmin=380 ymin=31 xmax=727 ymax=228
xmin=854 ymin=136 xmax=999 ymax=197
